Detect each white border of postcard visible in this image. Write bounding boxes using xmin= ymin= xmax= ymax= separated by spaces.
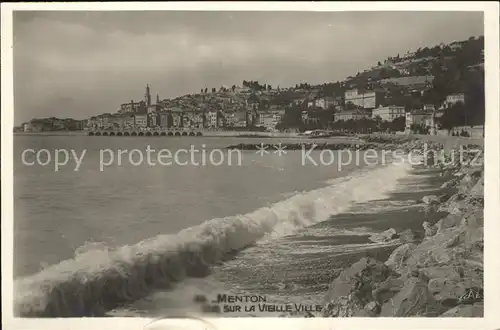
xmin=2 ymin=2 xmax=499 ymax=330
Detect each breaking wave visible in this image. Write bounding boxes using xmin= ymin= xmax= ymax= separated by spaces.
xmin=15 ymin=161 xmax=411 ymax=317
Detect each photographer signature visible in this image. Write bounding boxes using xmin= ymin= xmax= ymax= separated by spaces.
xmin=458 ymin=287 xmax=483 ymax=304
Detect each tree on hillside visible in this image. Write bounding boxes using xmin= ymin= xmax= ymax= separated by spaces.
xmin=391 ymin=116 xmax=406 ymax=131
xmin=281 ymin=105 xmax=302 ymax=128
xmin=439 ymin=102 xmax=467 ymax=131
xmin=345 ymin=101 xmax=358 ymax=110
xmin=410 ymin=123 xmax=429 ymax=134
xmin=464 ymin=70 xmax=485 ymax=125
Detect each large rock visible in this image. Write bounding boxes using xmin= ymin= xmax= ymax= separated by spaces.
xmin=322 ymin=258 xmax=394 ymax=317
xmin=427 ymin=277 xmax=466 ymax=307
xmin=422 ymin=266 xmax=469 ymax=307
xmin=363 ymin=301 xmax=381 ymax=317
xmin=398 ymin=229 xmax=417 ymax=244
xmin=405 ymin=227 xmax=466 ymax=269
xmin=469 ymin=176 xmax=484 ymax=197
xmin=322 ymin=295 xmax=362 ymax=317
xmin=438 ymin=193 xmax=468 ymax=214
xmin=458 ymin=170 xmax=483 ymax=194
xmin=421 ymin=265 xmax=462 ymax=281
xmin=440 ymin=179 xmax=458 ymax=189
xmin=441 ymin=303 xmax=483 ymax=317
xmin=463 ymin=226 xmax=484 ymax=252
xmin=422 ymin=195 xmax=440 ymax=205
xmin=434 ymin=214 xmax=462 ymax=234
xmin=369 ymin=228 xmax=398 ymax=243
xmin=385 ymin=243 xmax=417 ymax=274
xmin=423 ymin=221 xmax=437 ymax=238
xmin=380 ymin=277 xmax=445 ymax=317
xmin=372 ymin=276 xmax=405 ymax=304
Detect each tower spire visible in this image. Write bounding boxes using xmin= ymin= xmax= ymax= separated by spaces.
xmin=145 ymin=84 xmax=151 ymax=107
xmin=156 ymin=93 xmax=160 ymax=104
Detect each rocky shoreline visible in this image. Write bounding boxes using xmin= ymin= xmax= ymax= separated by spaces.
xmin=187 ymin=135 xmax=485 ymax=318
xmin=313 ymin=139 xmax=485 ymax=318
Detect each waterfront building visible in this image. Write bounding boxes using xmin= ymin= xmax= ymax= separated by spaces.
xmin=119 ymin=100 xmax=143 ymax=114
xmin=134 ymin=114 xmax=148 ymax=128
xmin=301 ymin=111 xmax=309 ymax=124
xmin=423 ymin=104 xmax=436 ymax=111
xmin=257 ymin=112 xmax=275 ymax=130
xmin=171 ymin=112 xmax=182 ymax=128
xmin=107 ymin=114 xmax=135 ymax=129
xmin=160 ymin=112 xmax=172 ymax=128
xmin=246 ymin=93 xmax=260 ymax=111
xmin=314 ymin=96 xmax=336 ymax=109
xmin=194 ymin=111 xmax=205 ymax=128
xmin=372 ymin=105 xmax=406 ymax=121
xmin=334 ymin=96 xmax=345 ymax=109
xmin=305 ymin=110 xmax=323 ymax=125
xmin=50 ymin=118 xmax=66 ymax=130
xmin=165 ymin=107 xmax=184 ymax=128
xmin=344 ymin=89 xmax=384 ymax=109
xmin=259 ymin=109 xmax=286 ymax=128
xmin=96 ymin=114 xmax=111 ymax=129
xmin=290 ymin=98 xmax=307 ymax=107
xmin=246 ymin=109 xmax=258 ymax=127
xmin=206 ymin=111 xmax=218 ymax=128
xmin=22 ymin=121 xmax=45 ymax=132
xmin=226 ymin=111 xmax=247 ymax=127
xmin=443 ymin=93 xmax=466 ymax=108
xmin=87 ymin=117 xmax=98 ymax=129
xmin=334 ymin=109 xmax=372 ymax=121
xmin=405 ymin=111 xmax=433 ymax=129
xmin=108 ymin=115 xmax=123 ymax=129
xmin=147 ymin=91 xmax=163 ymax=114
xmin=147 ymin=104 xmax=162 ymax=114
xmin=272 ymin=109 xmax=286 ymax=125
xmin=148 ymin=112 xmax=161 ymax=128
xmin=121 ymin=115 xmax=135 ymax=128
xmin=217 ymin=112 xmax=225 ymax=128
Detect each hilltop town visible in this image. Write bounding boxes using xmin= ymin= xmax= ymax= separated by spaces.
xmin=19 ymin=36 xmax=485 ymax=137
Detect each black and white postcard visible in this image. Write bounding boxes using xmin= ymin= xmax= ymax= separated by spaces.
xmin=2 ymin=3 xmax=499 ymax=330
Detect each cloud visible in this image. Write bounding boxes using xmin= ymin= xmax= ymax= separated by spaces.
xmin=13 ymin=11 xmax=484 ymax=123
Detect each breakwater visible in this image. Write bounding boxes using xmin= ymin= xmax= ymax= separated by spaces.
xmin=226 ymin=139 xmax=445 ymax=153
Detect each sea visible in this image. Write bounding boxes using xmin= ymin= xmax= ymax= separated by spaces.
xmin=13 ymin=135 xmax=438 ymax=317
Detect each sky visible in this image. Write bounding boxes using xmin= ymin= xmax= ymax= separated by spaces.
xmin=12 ymin=10 xmax=484 ymax=124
